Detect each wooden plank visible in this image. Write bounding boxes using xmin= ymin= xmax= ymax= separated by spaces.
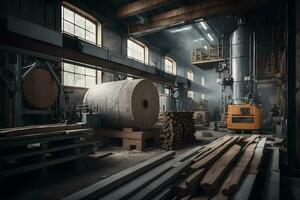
xmin=201 ymin=144 xmax=241 ymax=194
xmin=0 ymin=141 xmax=96 ymax=162
xmin=232 ymin=174 xmax=256 ymax=200
xmin=63 ymin=151 xmax=175 ymax=200
xmin=261 ymin=147 xmax=280 ymax=200
xmin=190 ymin=136 xmax=239 ymax=170
xmin=100 ymin=160 xmax=174 ymax=200
xmin=210 ymin=192 xmax=228 ymax=200
xmin=117 ymin=0 xmax=174 ymax=18
xmin=0 ymin=123 xmax=83 ymax=137
xmin=175 ymin=146 xmax=204 ymax=162
xmin=171 ymin=181 xmax=189 ymax=198
xmin=221 ymin=143 xmax=257 ymax=196
xmin=192 ymin=136 xmax=232 ymax=162
xmin=233 ymin=138 xmax=267 ymax=200
xmin=129 ymin=160 xmax=191 ymax=200
xmin=129 ymin=0 xmax=271 ymax=35
xmin=249 ymin=138 xmax=266 ymax=174
xmin=100 ymin=129 xmax=158 ymax=140
xmin=88 ymin=152 xmax=112 ymax=159
xmin=0 ymin=129 xmax=93 ymax=148
xmin=185 ymin=168 xmax=205 ymax=189
xmin=0 ymin=152 xmax=91 ymax=177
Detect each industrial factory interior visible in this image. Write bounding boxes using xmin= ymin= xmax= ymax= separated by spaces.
xmin=0 ymin=0 xmax=299 ymax=199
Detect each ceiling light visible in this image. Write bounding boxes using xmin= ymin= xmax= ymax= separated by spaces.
xmin=193 ymin=38 xmax=204 ymax=42
xmin=207 ymin=33 xmax=214 ymax=41
xmin=204 ymin=46 xmax=208 ymax=50
xmin=169 ymin=26 xmax=192 ymax=33
xmin=195 ymin=18 xmax=204 ymax=23
xmin=200 ymin=21 xmax=207 ymax=30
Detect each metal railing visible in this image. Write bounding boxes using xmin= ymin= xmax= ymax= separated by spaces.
xmin=192 ymin=45 xmax=224 ymax=63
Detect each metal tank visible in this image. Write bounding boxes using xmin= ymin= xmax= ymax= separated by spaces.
xmin=230 ymin=17 xmax=255 ymax=104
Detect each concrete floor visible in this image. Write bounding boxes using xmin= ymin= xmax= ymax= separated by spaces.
xmin=0 ymin=130 xmax=227 ymax=200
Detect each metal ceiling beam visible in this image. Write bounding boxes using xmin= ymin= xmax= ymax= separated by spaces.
xmin=117 ymin=0 xmax=175 ymax=18
xmin=128 ymin=0 xmax=271 ymax=35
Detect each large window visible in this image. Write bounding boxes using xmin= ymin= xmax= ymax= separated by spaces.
xmin=62 ymin=62 xmax=101 ymax=88
xmin=165 ymin=57 xmax=176 ymax=75
xmin=164 ymin=88 xmax=170 ymax=96
xmin=201 ymin=76 xmax=205 ymax=86
xmin=187 ymin=69 xmax=194 ymax=81
xmin=127 ymin=39 xmax=149 ymax=64
xmin=61 ymin=4 xmax=100 ymax=45
xmin=187 ymin=90 xmax=194 ymax=99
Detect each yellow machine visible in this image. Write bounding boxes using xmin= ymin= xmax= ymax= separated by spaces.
xmin=226 ymin=104 xmax=263 ymax=130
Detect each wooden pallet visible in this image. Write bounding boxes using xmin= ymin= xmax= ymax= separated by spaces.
xmin=0 ymin=127 xmax=95 ymax=178
xmin=99 ymin=128 xmax=158 ymax=151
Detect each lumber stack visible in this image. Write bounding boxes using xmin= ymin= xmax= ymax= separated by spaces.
xmin=160 ymin=111 xmax=196 ymax=150
xmin=0 ymin=123 xmax=96 ymax=178
xmin=63 ymin=135 xmax=267 ymax=200
xmin=193 ymin=111 xmax=209 ymax=126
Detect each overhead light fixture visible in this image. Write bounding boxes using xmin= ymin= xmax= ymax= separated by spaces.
xmin=200 ymin=21 xmax=207 ymax=30
xmin=193 ymin=38 xmax=204 ymax=42
xmin=207 ymin=33 xmax=214 ymax=41
xmin=204 ymin=46 xmax=208 ymax=50
xmin=195 ymin=18 xmax=204 ymax=23
xmin=169 ymin=26 xmax=192 ymax=33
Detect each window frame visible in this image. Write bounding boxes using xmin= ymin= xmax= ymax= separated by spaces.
xmin=61 ymin=2 xmax=101 ymax=46
xmin=187 ymin=69 xmax=194 ymax=81
xmin=127 ymin=38 xmax=149 ymax=64
xmin=164 ymin=57 xmax=176 ymax=75
xmin=187 ymin=90 xmax=194 ymax=99
xmin=62 ymin=62 xmax=101 ymax=89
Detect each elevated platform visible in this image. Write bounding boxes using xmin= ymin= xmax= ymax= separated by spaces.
xmin=192 ymin=58 xmax=225 ymax=69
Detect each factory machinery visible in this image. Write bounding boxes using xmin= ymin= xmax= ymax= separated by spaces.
xmin=216 ymin=17 xmax=263 ymax=131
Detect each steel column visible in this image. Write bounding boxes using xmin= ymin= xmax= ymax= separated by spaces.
xmin=287 ymin=0 xmax=296 ymax=168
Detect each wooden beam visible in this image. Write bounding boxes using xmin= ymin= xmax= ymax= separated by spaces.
xmin=117 ymin=0 xmax=174 ymax=18
xmin=63 ymin=151 xmax=175 ymax=200
xmin=221 ymin=143 xmax=257 ymax=196
xmin=201 ymin=144 xmax=241 ymax=194
xmin=129 ymin=0 xmax=271 ymax=35
xmin=130 ymin=160 xmax=192 ymax=200
xmin=190 ymin=136 xmax=239 ymax=170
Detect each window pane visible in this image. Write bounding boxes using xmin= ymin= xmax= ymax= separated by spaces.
xmin=75 ymin=13 xmax=85 ymax=28
xmin=63 ymin=71 xmax=74 ymax=86
xmin=63 ymin=63 xmax=74 ymax=72
xmin=74 ymin=74 xmax=85 ymax=87
xmin=74 ymin=65 xmax=85 ymax=74
xmin=86 ymin=68 xmax=96 ymax=76
xmin=86 ymin=20 xmax=96 ymax=33
xmin=63 ymin=7 xmax=74 ymax=23
xmin=86 ymin=31 xmax=96 ymax=43
xmin=97 ymin=70 xmax=102 ymax=84
xmin=86 ymin=76 xmax=96 ymax=88
xmin=61 ymin=5 xmax=99 ymax=45
xmin=75 ymin=26 xmax=85 ymax=39
xmin=63 ymin=20 xmax=74 ymax=35
xmin=127 ymin=39 xmax=146 ymax=63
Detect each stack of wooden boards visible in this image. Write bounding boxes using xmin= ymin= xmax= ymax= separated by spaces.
xmin=160 ymin=111 xmax=196 ymax=150
xmin=193 ymin=111 xmax=209 ymax=126
xmin=63 ymin=135 xmax=266 ymax=200
xmin=0 ymin=123 xmax=96 ymax=177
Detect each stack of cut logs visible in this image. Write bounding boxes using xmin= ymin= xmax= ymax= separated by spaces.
xmin=64 ymin=135 xmax=269 ymax=200
xmin=193 ymin=111 xmax=209 ymax=126
xmin=160 ymin=111 xmax=196 ymax=150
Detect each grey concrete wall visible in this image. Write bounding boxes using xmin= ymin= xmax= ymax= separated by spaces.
xmin=102 ymin=26 xmax=123 ymax=55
